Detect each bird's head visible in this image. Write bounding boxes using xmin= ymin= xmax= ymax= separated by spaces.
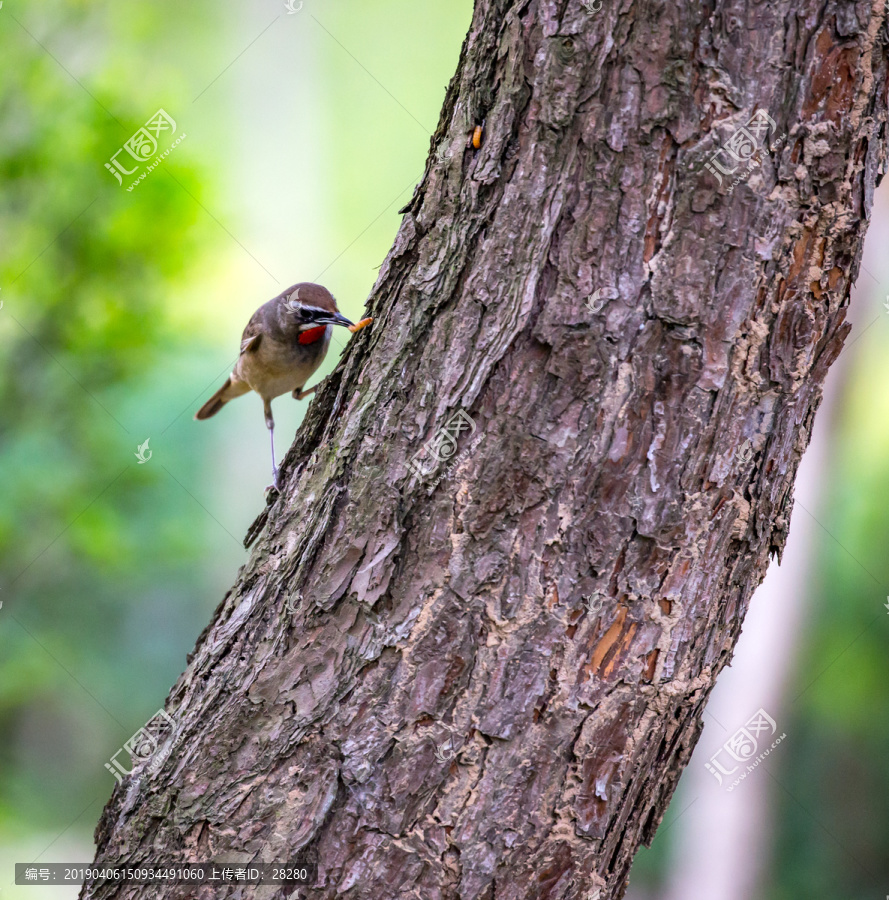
xmin=282 ymin=282 xmax=354 ymax=331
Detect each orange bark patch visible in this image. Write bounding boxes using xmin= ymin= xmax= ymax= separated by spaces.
xmin=584 ymin=607 xmax=638 ymax=680
xmin=787 ymin=230 xmax=816 ymax=283
xmin=547 ymin=585 xmax=560 ymax=610
xmin=642 ymin=649 xmax=659 ymax=682
xmin=589 ymin=608 xmax=627 ymax=670
xmin=602 ymin=623 xmax=637 ymax=679
xmin=643 ymin=134 xmax=674 ymax=265
xmin=802 ymin=27 xmax=858 ymax=124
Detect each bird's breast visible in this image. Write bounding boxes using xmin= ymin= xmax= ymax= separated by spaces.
xmin=236 ymin=327 xmax=331 ymax=400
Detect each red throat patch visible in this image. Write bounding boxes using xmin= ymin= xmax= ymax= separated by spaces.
xmin=298 ymin=325 xmax=327 ymax=345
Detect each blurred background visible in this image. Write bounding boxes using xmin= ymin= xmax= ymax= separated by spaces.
xmin=0 ymin=2 xmax=887 ymax=898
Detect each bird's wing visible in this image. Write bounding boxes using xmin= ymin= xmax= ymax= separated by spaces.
xmin=240 ymin=323 xmax=262 ymax=355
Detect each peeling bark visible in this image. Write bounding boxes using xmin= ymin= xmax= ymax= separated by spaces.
xmin=85 ymin=1 xmax=889 ymax=898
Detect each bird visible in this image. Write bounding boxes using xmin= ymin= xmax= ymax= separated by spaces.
xmin=195 ymin=282 xmax=357 ymax=491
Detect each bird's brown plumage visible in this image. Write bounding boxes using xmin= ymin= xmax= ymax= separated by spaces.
xmin=195 ymin=282 xmax=349 ymax=420
xmin=194 ymin=282 xmax=359 ymax=490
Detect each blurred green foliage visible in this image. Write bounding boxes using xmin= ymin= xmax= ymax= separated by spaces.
xmin=770 ymin=337 xmax=889 ymax=900
xmin=0 ymin=0 xmax=225 ymax=837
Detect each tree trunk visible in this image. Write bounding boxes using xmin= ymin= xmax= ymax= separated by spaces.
xmin=85 ymin=1 xmax=889 ymax=898
xmin=661 ymin=285 xmax=854 ymax=900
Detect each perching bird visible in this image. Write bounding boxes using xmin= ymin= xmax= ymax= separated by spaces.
xmin=195 ymin=282 xmax=359 ymax=491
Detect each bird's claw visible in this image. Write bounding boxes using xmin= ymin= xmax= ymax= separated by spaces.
xmin=266 ymin=468 xmax=282 ymax=493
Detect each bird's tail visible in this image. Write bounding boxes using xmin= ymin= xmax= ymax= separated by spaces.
xmin=194 ymin=377 xmax=249 ymax=420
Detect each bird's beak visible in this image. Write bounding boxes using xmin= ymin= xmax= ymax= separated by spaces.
xmin=319 ymin=311 xmax=355 ymax=328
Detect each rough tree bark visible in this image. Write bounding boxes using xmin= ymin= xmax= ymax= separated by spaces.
xmin=85 ymin=1 xmax=889 ymax=898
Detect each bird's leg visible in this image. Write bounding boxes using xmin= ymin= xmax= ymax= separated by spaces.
xmin=264 ymin=399 xmax=281 ymax=491
xmin=293 ymin=384 xmax=317 ymax=401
